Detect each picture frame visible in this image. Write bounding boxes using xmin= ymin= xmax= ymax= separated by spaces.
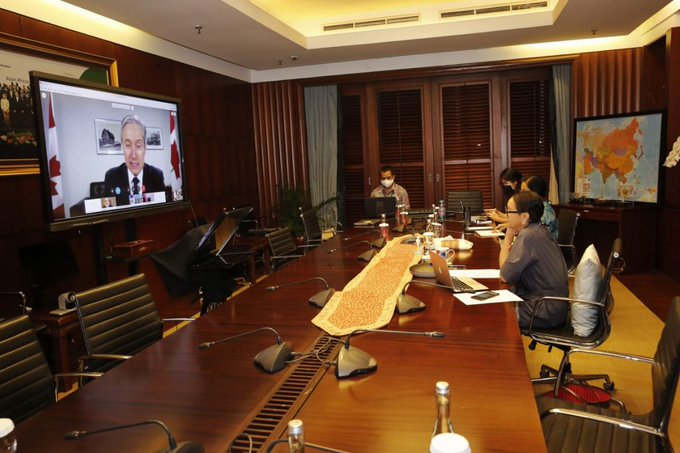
xmin=146 ymin=127 xmax=163 ymax=149
xmin=0 ymin=32 xmax=118 ymax=176
xmin=94 ymin=119 xmax=122 ymax=154
xmin=572 ymin=110 xmax=665 ymax=204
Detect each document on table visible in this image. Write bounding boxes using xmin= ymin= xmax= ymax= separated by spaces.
xmin=476 ymin=229 xmax=505 ymax=238
xmin=465 ymin=225 xmax=493 ymax=231
xmin=455 ymin=289 xmax=523 ymax=305
xmin=449 ymin=269 xmax=500 ymax=279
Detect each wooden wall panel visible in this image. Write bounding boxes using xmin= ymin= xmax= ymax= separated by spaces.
xmin=252 ymin=81 xmax=308 ymax=227
xmin=572 ymin=48 xmax=643 ymax=118
xmin=0 ymin=9 xmax=257 ymax=308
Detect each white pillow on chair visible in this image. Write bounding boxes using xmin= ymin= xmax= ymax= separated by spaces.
xmin=571 ymin=244 xmax=602 ymax=337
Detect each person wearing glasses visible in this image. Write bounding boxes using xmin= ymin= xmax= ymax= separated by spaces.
xmin=499 ymin=191 xmax=568 ymax=329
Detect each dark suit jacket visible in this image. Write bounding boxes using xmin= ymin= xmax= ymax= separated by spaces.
xmin=103 ymin=163 xmax=165 ymax=206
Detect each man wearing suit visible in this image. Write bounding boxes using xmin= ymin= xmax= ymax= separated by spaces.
xmin=104 ymin=115 xmax=165 ymax=206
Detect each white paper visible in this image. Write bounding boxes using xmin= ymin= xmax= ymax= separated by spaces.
xmin=449 ymin=269 xmax=500 ymax=279
xmin=476 ymin=230 xmax=505 ymax=238
xmin=455 ymin=289 xmax=523 ymax=305
xmin=465 ymin=225 xmax=493 ymax=231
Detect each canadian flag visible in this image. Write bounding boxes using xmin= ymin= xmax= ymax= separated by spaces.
xmin=169 ymin=112 xmax=180 ymax=183
xmin=47 ymin=94 xmax=64 ymax=219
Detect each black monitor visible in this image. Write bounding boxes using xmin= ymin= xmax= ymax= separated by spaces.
xmin=364 ymin=197 xmax=397 ymax=218
xmin=30 ymin=71 xmax=189 ymax=231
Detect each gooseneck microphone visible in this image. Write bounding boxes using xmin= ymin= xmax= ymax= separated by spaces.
xmin=265 ymin=277 xmax=335 ymax=308
xmin=198 ymin=327 xmax=293 ymax=373
xmin=342 ymin=229 xmax=379 ymax=242
xmin=64 ymin=419 xmax=204 ymax=453
xmin=336 ymin=329 xmax=445 ymax=378
xmin=342 ymin=228 xmax=386 ymax=248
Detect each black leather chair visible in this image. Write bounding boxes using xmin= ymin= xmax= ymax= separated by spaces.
xmin=266 ymin=228 xmax=304 ymax=271
xmin=538 ymin=296 xmax=680 ymax=453
xmin=74 ymin=274 xmax=189 ymax=373
xmin=0 ymin=315 xmax=101 ymax=422
xmin=446 ymin=190 xmax=483 ymax=218
xmin=0 ymin=291 xmax=28 ymax=322
xmin=557 ymin=208 xmax=580 ymax=272
xmin=299 ymin=207 xmax=325 ymax=246
xmin=528 ymin=238 xmax=624 ymax=396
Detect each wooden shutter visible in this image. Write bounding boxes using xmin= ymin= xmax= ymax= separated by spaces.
xmin=339 ymin=93 xmax=366 ymax=222
xmin=509 ymin=80 xmax=551 ymax=183
xmin=377 ymin=89 xmax=425 ymax=209
xmin=440 ymin=82 xmax=493 ymax=208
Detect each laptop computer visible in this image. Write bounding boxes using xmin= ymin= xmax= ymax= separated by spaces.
xmin=430 ymin=251 xmax=489 ymax=293
xmin=192 ymin=207 xmax=254 ymax=265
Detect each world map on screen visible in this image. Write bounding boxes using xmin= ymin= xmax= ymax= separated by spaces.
xmin=574 ymin=113 xmax=662 ymax=203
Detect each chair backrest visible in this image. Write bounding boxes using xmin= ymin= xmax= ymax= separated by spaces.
xmin=74 ymin=274 xmax=163 ymax=360
xmin=0 ymin=315 xmax=54 ymax=422
xmin=447 ymin=191 xmax=483 ymax=215
xmin=267 ymin=228 xmax=299 ymax=257
xmin=651 ymin=296 xmax=680 ymax=436
xmin=299 ymin=207 xmax=323 ymax=244
xmin=557 ymin=209 xmax=580 ymax=246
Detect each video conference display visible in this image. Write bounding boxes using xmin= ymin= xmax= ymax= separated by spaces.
xmin=31 ymin=72 xmax=188 ymax=231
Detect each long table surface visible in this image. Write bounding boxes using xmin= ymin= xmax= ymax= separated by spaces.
xmin=16 ymin=222 xmax=547 ymax=452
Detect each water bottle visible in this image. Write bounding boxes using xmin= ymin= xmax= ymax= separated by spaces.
xmin=438 ymin=200 xmax=446 ymax=222
xmin=0 ymin=419 xmax=17 ymax=452
xmin=433 ymin=381 xmax=454 ymax=436
xmin=463 ymin=207 xmax=471 ymax=229
xmin=287 ymin=419 xmax=305 ymax=453
xmin=395 ymin=204 xmax=402 ymax=226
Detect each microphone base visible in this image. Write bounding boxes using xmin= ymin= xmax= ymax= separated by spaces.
xmin=371 ymin=237 xmax=386 ymax=248
xmin=409 ymin=263 xmax=435 ymax=278
xmin=336 ymin=346 xmax=378 ymax=379
xmin=254 ymin=342 xmax=293 ymax=373
xmin=309 ymin=288 xmax=335 ymax=308
xmin=358 ymin=249 xmax=377 ymax=262
xmin=396 ymin=294 xmax=426 ymax=314
xmin=168 ymin=441 xmax=205 ymax=453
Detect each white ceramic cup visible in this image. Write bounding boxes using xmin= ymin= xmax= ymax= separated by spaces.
xmin=423 ymin=231 xmax=435 ymax=249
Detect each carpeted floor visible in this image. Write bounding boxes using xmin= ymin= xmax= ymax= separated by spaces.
xmin=524 ymin=275 xmax=678 ymax=448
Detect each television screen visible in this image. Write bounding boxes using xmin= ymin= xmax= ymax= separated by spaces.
xmin=30 ymin=71 xmax=189 ymax=231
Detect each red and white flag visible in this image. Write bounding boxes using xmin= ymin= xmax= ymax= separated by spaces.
xmin=169 ymin=112 xmax=181 ymax=183
xmin=47 ymin=94 xmax=64 ymax=218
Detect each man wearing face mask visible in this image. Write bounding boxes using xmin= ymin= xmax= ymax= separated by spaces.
xmin=370 ymin=165 xmax=410 ymax=210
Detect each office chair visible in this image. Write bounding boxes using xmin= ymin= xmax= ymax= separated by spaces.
xmin=557 ymin=209 xmax=580 ymax=273
xmin=299 ymin=207 xmax=324 ymax=246
xmin=0 ymin=315 xmax=101 ymax=423
xmin=538 ymin=296 xmax=680 ymax=453
xmin=0 ymin=291 xmax=28 ymax=322
xmin=266 ymin=228 xmax=305 ymax=271
xmin=528 ymin=238 xmax=624 ymax=400
xmin=446 ymin=191 xmax=483 ymax=218
xmin=74 ymin=274 xmax=191 ymax=373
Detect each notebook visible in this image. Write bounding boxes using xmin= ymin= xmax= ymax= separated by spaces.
xmin=430 ymin=251 xmax=488 ymax=293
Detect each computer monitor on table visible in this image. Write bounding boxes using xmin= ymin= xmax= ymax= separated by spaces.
xmin=364 ymin=197 xmax=397 ymax=219
xmin=192 ymin=207 xmax=253 ymax=263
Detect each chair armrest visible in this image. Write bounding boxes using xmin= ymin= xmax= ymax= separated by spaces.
xmin=527 ymin=296 xmax=604 ymax=334
xmin=271 ymin=254 xmax=304 ymax=260
xmin=162 ymin=318 xmax=195 ymax=323
xmin=78 ymin=353 xmax=132 ymax=367
xmin=543 ymin=408 xmax=663 ymax=437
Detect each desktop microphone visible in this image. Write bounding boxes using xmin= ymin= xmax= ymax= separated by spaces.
xmin=198 ymin=326 xmax=293 ymax=373
xmin=265 ymin=277 xmax=335 ymax=308
xmin=342 ymin=229 xmax=385 ymax=248
xmin=64 ymin=420 xmax=204 ymax=453
xmin=395 ymin=280 xmax=459 ymax=314
xmin=336 ymin=329 xmax=445 ymax=379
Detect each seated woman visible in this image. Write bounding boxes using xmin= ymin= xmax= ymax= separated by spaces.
xmin=520 ymin=175 xmax=559 ymax=241
xmin=499 ymin=191 xmax=569 ymax=330
xmin=486 ymin=167 xmax=522 ymax=224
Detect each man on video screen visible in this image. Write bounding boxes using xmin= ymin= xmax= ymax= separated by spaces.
xmin=104 ymin=115 xmax=165 ymax=205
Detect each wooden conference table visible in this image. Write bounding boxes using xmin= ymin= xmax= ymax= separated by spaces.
xmin=16 ymin=222 xmax=547 ymax=452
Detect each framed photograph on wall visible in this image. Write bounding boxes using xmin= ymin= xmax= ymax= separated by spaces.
xmin=0 ymin=32 xmax=118 ymax=176
xmin=146 ymin=127 xmax=163 ymax=149
xmin=94 ymin=119 xmax=121 ymax=154
xmin=573 ymin=110 xmax=665 ymax=204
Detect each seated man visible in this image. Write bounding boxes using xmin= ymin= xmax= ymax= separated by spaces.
xmin=370 ymin=165 xmax=410 ymax=210
xmin=104 ymin=115 xmax=165 ymax=206
xmin=499 ymin=191 xmax=569 ymax=330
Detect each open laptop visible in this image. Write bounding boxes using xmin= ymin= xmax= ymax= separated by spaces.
xmin=430 ymin=251 xmax=489 ymax=293
xmin=192 ymin=207 xmax=253 ymax=265
xmin=354 ymin=197 xmax=397 ymax=226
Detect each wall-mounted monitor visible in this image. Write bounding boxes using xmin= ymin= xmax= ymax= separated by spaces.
xmin=30 ymin=71 xmax=189 ymax=231
xmin=573 ymin=111 xmax=664 ymax=204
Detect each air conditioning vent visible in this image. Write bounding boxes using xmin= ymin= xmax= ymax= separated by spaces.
xmin=441 ymin=1 xmax=548 ymax=19
xmin=324 ymin=14 xmax=419 ymax=32
xmin=228 ymin=336 xmax=341 ymax=452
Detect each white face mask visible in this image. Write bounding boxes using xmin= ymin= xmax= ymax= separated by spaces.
xmin=381 ymin=178 xmax=394 ymax=188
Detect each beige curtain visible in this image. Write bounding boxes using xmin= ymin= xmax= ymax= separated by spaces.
xmin=552 ymin=64 xmax=571 ymax=203
xmin=304 ymin=85 xmax=338 ymax=228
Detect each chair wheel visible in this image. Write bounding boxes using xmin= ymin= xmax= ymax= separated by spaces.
xmin=604 ymin=381 xmax=615 ymax=391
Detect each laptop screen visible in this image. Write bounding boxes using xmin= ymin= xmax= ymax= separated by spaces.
xmin=364 ymin=197 xmax=397 ymax=218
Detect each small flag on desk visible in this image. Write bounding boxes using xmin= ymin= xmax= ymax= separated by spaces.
xmin=47 ymin=93 xmax=64 ymax=219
